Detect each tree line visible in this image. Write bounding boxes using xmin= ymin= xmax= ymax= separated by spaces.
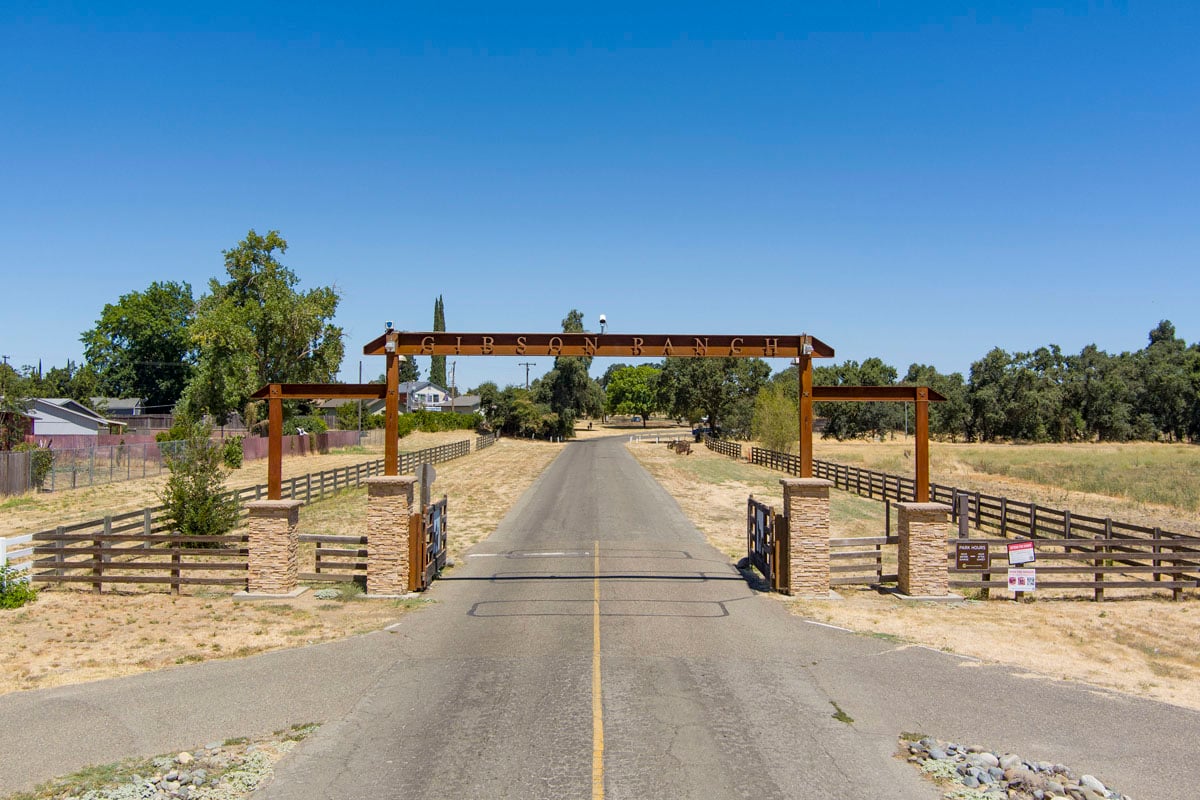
xmin=2 ymin=239 xmax=1195 ymax=451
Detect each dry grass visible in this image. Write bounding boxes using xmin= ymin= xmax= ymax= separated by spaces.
xmin=0 ymin=430 xmax=470 ymax=539
xmin=0 ymin=438 xmax=563 ymax=697
xmin=809 ymin=438 xmax=1200 ymax=535
xmin=628 ymin=440 xmax=1200 ymax=711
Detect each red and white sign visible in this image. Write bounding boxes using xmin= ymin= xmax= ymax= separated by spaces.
xmin=1007 ymin=568 xmax=1037 ymax=592
xmin=1007 ymin=540 xmax=1036 ymax=566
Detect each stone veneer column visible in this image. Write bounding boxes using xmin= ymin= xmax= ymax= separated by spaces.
xmin=366 ymin=476 xmax=416 ymax=595
xmin=246 ymin=500 xmax=302 ymax=595
xmin=897 ymin=502 xmax=952 ymax=597
xmin=780 ymin=478 xmax=833 ymax=597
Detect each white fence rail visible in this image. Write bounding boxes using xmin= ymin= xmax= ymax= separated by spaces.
xmin=0 ymin=533 xmax=35 ymax=583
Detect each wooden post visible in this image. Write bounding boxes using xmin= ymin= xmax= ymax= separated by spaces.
xmin=797 ymin=345 xmax=813 ymax=479
xmin=268 ymin=384 xmax=283 ymax=500
xmin=914 ymin=387 xmax=930 ymax=503
xmin=385 ymin=333 xmax=400 ymax=476
xmin=170 ymin=533 xmax=181 ymax=595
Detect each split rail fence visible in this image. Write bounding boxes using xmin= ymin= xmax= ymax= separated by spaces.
xmin=6 ymin=439 xmax=476 ymax=593
xmin=706 ymin=438 xmax=1200 ymax=598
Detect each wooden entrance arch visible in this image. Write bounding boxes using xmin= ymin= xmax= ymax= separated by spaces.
xmin=252 ymin=328 xmax=942 ymax=502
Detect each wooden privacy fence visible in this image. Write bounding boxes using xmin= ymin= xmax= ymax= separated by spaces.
xmin=26 ymin=438 xmax=474 ymax=592
xmin=948 ymin=535 xmax=1200 ymax=600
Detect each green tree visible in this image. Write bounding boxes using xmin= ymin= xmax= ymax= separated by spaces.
xmin=158 ymin=419 xmax=240 ymax=543
xmin=902 ymin=363 xmax=969 ymax=440
xmin=659 ymin=357 xmax=770 ymax=437
xmin=182 ymin=230 xmax=344 ymax=423
xmin=532 ymin=309 xmax=604 ymax=436
xmin=430 ymin=295 xmax=447 ymax=388
xmin=814 ymin=358 xmax=902 ymax=440
xmin=752 ymin=385 xmax=798 ymax=453
xmin=604 ymin=365 xmax=661 ymax=426
xmin=81 ymin=281 xmax=196 ymax=410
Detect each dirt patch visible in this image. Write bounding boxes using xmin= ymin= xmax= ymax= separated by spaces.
xmin=0 ymin=438 xmax=563 ymax=697
xmin=628 ymin=440 xmax=1200 ymax=711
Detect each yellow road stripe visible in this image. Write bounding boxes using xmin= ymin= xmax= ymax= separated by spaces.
xmin=592 ymin=541 xmax=604 ymax=799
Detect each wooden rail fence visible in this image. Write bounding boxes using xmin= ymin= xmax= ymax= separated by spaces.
xmin=23 ymin=438 xmax=476 ymax=592
xmin=701 ymin=441 xmax=1200 ymax=598
xmin=746 ymin=444 xmax=1197 ymax=565
xmin=704 ymin=435 xmax=743 ymax=460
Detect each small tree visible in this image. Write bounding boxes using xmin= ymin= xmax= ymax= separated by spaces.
xmin=752 ymin=386 xmax=799 ymax=454
xmin=159 ymin=420 xmax=239 ymax=545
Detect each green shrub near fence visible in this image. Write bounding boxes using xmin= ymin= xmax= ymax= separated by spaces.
xmin=13 ymin=443 xmax=53 ymax=489
xmin=0 ymin=562 xmax=37 ymax=608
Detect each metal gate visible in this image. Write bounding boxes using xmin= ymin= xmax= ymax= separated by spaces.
xmin=746 ymin=496 xmax=789 ymax=593
xmin=408 ymin=495 xmax=448 ymax=592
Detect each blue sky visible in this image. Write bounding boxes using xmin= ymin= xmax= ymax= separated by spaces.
xmin=3 ymin=1 xmax=1197 ymax=392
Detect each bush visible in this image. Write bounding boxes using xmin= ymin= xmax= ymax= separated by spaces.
xmin=159 ymin=421 xmax=240 ymax=545
xmin=283 ymin=414 xmax=328 ymax=435
xmin=0 ymin=563 xmax=37 ymax=609
xmin=222 ymin=435 xmax=244 ymax=469
xmin=13 ymin=443 xmax=53 ymax=489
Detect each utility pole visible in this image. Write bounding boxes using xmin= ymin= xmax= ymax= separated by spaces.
xmin=449 ymin=361 xmax=456 ymax=414
xmin=357 ymin=360 xmax=363 ymax=438
xmin=519 ymin=361 xmax=535 ymax=390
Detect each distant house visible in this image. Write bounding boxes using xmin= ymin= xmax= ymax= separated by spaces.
xmin=317 ymin=397 xmax=386 ymax=429
xmin=446 ymin=394 xmax=481 ymax=415
xmin=26 ymin=398 xmax=126 ymax=437
xmin=91 ymin=397 xmax=145 ymax=417
xmin=400 ymin=381 xmax=452 ymax=412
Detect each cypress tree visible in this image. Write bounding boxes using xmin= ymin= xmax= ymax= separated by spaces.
xmin=430 ymin=295 xmax=447 ymax=388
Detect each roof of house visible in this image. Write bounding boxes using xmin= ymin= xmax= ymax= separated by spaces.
xmin=91 ymin=397 xmax=144 ymax=412
xmin=399 ymin=381 xmax=449 ymax=395
xmin=448 ymin=394 xmax=480 ymax=407
xmin=34 ymin=398 xmax=127 ymax=429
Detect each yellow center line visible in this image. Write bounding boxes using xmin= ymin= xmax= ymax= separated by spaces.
xmin=592 ymin=540 xmax=605 ymax=800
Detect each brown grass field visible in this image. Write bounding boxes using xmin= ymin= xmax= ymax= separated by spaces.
xmin=629 ymin=439 xmax=1200 ymax=712
xmin=0 ymin=437 xmax=564 ymax=696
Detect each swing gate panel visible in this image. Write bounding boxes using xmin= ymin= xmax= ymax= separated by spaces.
xmin=409 ymin=495 xmax=448 ymax=592
xmin=747 ymin=496 xmax=789 ymax=592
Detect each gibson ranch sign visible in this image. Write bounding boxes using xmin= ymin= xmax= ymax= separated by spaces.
xmin=363 ymin=332 xmax=835 ymax=359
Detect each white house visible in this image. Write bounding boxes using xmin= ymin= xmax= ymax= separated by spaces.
xmin=27 ymin=398 xmax=126 ymax=436
xmin=400 ymin=381 xmax=452 ymax=412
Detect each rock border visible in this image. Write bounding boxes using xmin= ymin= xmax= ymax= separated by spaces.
xmin=902 ymin=735 xmax=1131 ymax=800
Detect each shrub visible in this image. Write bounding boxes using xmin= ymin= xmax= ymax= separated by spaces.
xmin=222 ymin=435 xmax=244 ymax=469
xmin=13 ymin=443 xmax=53 ymax=489
xmin=0 ymin=563 xmax=37 ymax=609
xmin=159 ymin=420 xmax=239 ymax=545
xmin=283 ymin=414 xmax=328 ymax=435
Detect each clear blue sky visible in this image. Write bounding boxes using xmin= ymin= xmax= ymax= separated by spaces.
xmin=3 ymin=1 xmax=1197 ymax=392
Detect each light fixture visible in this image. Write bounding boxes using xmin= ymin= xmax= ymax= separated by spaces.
xmin=599 ymin=313 xmax=607 ymax=334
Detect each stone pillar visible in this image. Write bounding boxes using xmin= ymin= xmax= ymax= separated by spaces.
xmin=366 ymin=476 xmax=416 ymax=596
xmin=897 ymin=502 xmax=952 ymax=597
xmin=781 ymin=478 xmax=833 ymax=597
xmin=246 ymin=500 xmax=302 ymax=595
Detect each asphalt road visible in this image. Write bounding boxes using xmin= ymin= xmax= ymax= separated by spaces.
xmin=3 ymin=436 xmax=1198 ymax=798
